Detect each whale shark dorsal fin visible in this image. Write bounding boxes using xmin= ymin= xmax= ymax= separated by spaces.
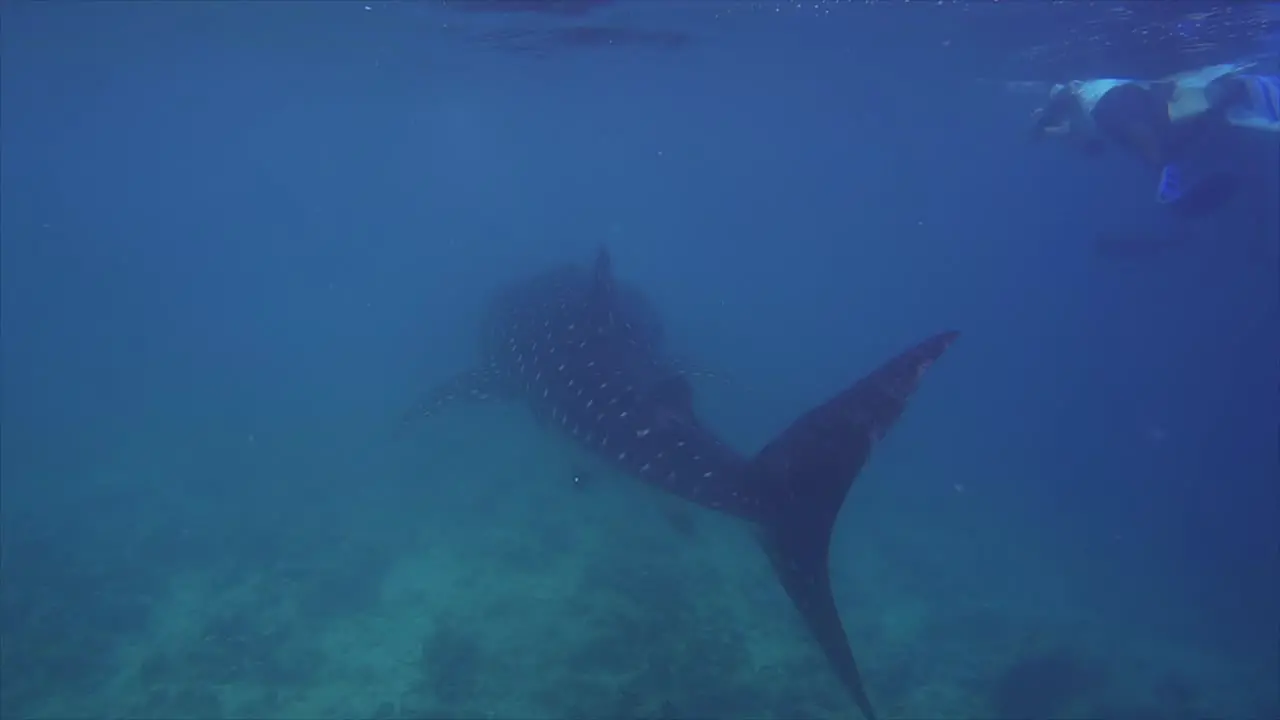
xmin=592 ymin=245 xmax=614 ymax=293
xmin=749 ymin=331 xmax=959 ymax=720
xmin=587 ymin=246 xmax=618 ymax=334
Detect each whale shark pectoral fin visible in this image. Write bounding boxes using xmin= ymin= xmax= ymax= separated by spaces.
xmin=748 ymin=330 xmax=959 ymax=720
xmin=644 ymin=373 xmax=704 ymax=433
xmin=646 ymin=373 xmax=695 ymax=413
xmin=395 ymin=364 xmax=506 ymax=435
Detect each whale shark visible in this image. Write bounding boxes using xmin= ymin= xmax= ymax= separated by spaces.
xmin=404 ymin=248 xmax=959 ymax=719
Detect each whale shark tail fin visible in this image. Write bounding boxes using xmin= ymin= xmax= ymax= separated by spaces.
xmin=748 ymin=331 xmax=959 ymax=720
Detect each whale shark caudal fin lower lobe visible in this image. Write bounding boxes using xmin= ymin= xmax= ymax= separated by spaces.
xmin=747 ymin=330 xmax=959 ymax=720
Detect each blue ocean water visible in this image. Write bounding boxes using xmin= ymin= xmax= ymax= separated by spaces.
xmin=1 ymin=1 xmax=1277 ymax=718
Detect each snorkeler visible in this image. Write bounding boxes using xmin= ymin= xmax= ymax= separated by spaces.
xmin=1030 ymin=61 xmax=1277 ymax=211
xmin=1030 ymin=76 xmax=1189 ymax=204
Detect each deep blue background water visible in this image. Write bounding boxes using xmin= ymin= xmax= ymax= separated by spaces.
xmin=2 ymin=2 xmax=1277 ymax=717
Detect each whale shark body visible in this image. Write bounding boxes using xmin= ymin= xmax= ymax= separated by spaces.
xmin=405 ymin=248 xmax=959 ymax=719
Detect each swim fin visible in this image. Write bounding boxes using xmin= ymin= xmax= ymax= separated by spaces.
xmin=1156 ymin=164 xmax=1183 ymax=204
